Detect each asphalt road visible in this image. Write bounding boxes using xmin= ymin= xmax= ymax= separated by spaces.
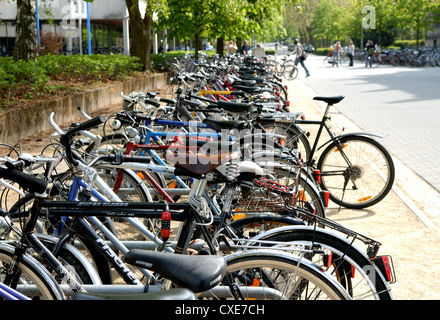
xmin=296 ymin=53 xmax=440 ymax=194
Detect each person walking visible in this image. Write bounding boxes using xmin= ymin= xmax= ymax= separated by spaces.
xmin=348 ymin=39 xmax=355 ymax=66
xmin=239 ymin=40 xmax=249 ymax=57
xmin=226 ymin=40 xmax=237 ymax=56
xmin=332 ymin=41 xmax=341 ymax=67
xmin=365 ymin=40 xmax=374 ymax=67
xmin=293 ymin=39 xmax=310 ymax=77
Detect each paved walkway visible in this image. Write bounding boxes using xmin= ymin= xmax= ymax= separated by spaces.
xmin=288 ymin=77 xmax=440 ymax=299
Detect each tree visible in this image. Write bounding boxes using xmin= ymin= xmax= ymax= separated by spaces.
xmin=398 ymin=0 xmax=440 ymax=48
xmin=125 ymin=0 xmax=168 ymax=71
xmin=159 ymin=0 xmax=220 ymax=59
xmin=13 ymin=0 xmax=37 ymax=61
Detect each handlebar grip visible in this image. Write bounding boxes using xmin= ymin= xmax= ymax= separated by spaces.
xmin=157 ymin=98 xmax=176 ymax=105
xmin=102 ymin=154 xmax=151 ymax=164
xmin=142 ymin=99 xmax=161 ymax=108
xmin=60 ymin=115 xmax=106 ymax=143
xmin=0 ymin=167 xmax=47 ymax=194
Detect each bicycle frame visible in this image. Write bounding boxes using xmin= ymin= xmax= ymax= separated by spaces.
xmin=276 ymin=101 xmax=384 ymax=167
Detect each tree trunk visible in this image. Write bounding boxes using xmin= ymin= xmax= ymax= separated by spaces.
xmin=195 ymin=32 xmax=200 ymax=60
xmin=125 ymin=0 xmax=152 ymax=72
xmin=13 ymin=0 xmax=37 ymax=61
xmin=217 ymin=37 xmax=224 ymax=56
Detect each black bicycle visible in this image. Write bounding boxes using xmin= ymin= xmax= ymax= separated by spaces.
xmin=263 ymin=95 xmax=395 ymax=209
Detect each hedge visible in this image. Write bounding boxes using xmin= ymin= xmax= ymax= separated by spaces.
xmin=393 ymin=40 xmax=425 ymax=49
xmin=0 ymin=54 xmax=143 ymax=105
xmin=314 ymin=48 xmax=332 ymax=56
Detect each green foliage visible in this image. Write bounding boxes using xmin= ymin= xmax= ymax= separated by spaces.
xmin=264 ymin=49 xmax=276 ymax=55
xmin=0 ymin=57 xmax=49 ymax=92
xmin=314 ymin=48 xmax=332 ymax=55
xmin=0 ymin=54 xmax=143 ymax=105
xmin=393 ymin=39 xmax=425 ymax=48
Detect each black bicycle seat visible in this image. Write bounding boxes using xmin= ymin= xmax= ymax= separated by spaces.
xmin=232 ymin=85 xmax=261 ymax=93
xmin=73 ymin=288 xmax=196 ymax=300
xmin=124 ymin=250 xmax=227 ymax=293
xmin=203 ymin=118 xmax=247 ymax=131
xmin=313 ymin=96 xmax=345 ymax=105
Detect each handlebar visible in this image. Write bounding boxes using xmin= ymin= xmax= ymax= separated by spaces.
xmin=59 ymin=115 xmax=106 ymax=166
xmin=0 ymin=166 xmax=48 ymax=195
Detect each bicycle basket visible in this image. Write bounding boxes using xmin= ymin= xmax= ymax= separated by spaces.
xmin=234 ymin=177 xmax=298 ymax=212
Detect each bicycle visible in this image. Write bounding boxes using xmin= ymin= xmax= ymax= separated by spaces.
xmin=3 ymin=108 xmax=396 ymax=300
xmin=1 ymin=142 xmax=351 ymax=300
xmin=267 ymin=55 xmax=298 ymax=80
xmin=262 ymin=95 xmax=395 ymax=209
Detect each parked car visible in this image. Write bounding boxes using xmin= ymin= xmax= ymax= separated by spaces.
xmin=304 ymin=44 xmax=315 ymax=53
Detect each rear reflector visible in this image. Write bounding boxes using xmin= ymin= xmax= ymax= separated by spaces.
xmin=374 ymin=255 xmax=396 ymax=283
xmin=319 ymin=190 xmax=330 ymax=208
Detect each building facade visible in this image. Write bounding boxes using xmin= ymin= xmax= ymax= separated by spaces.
xmin=426 ymin=22 xmax=440 ymax=47
xmin=0 ymin=0 xmax=173 ymax=56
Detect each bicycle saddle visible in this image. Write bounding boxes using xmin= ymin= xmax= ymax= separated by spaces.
xmin=73 ymin=288 xmax=196 ymax=301
xmin=313 ymin=95 xmax=345 ymax=105
xmin=172 ymin=151 xmax=241 ymax=176
xmin=231 ymin=84 xmax=261 ymax=93
xmin=124 ymin=250 xmax=227 ymax=293
xmin=203 ymin=118 xmax=247 ymax=131
xmin=216 ymin=100 xmax=253 ymax=113
xmin=233 ymin=79 xmax=257 ymax=86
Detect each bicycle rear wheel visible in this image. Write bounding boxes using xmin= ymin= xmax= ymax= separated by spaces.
xmin=255 ymin=227 xmax=393 ymax=300
xmin=208 ymin=250 xmax=351 ymax=300
xmin=317 ymin=135 xmax=395 ymax=209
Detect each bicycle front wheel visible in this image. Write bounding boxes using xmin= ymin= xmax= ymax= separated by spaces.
xmin=209 ymin=250 xmax=351 ymax=300
xmin=283 ymin=63 xmax=298 ymax=80
xmin=0 ymin=244 xmax=65 ymax=300
xmin=317 ymin=135 xmax=395 ymax=209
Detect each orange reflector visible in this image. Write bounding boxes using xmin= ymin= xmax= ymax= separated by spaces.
xmin=136 ymin=171 xmax=145 ymax=179
xmin=334 ymin=144 xmax=348 ymax=152
xmin=168 ymin=181 xmax=177 ymax=188
xmin=357 ymin=196 xmax=372 ymax=202
xmin=233 ymin=213 xmax=246 ymax=220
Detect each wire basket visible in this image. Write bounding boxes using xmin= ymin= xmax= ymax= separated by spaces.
xmin=234 ymin=177 xmax=299 ymax=213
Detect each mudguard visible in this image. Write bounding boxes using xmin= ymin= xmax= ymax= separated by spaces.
xmin=317 ymin=132 xmax=384 ymax=151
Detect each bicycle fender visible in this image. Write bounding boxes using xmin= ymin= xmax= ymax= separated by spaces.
xmin=317 ymin=132 xmax=384 ymax=151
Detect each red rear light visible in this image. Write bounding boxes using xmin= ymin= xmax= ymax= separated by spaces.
xmin=323 ymin=250 xmax=332 ymax=269
xmin=375 ymin=256 xmax=396 ymax=283
xmin=286 ymin=101 xmax=290 ymax=107
xmin=314 ymin=170 xmax=321 ymax=184
xmin=319 ymin=190 xmax=329 ymax=208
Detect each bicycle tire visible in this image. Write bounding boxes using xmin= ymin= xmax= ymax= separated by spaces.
xmin=0 ymin=244 xmax=65 ymax=300
xmin=317 ymin=135 xmax=395 ymax=209
xmin=212 ymin=250 xmax=351 ymax=300
xmin=283 ymin=64 xmax=298 ymax=80
xmin=253 ymin=226 xmax=393 ymax=300
xmin=261 ymin=121 xmax=312 ymax=161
